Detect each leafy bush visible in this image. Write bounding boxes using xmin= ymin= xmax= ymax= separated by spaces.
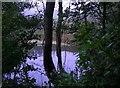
xmin=74 ymin=22 xmax=120 ymax=87
xmin=2 ymin=2 xmax=40 ymax=87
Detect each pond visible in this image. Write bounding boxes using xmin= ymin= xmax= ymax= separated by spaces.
xmin=3 ymin=43 xmax=79 ymax=86
xmin=27 ymin=45 xmax=78 ymax=86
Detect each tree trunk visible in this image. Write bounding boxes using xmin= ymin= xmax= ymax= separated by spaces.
xmin=103 ymin=2 xmax=106 ymax=33
xmin=44 ymin=1 xmax=55 ymax=78
xmin=56 ymin=0 xmax=63 ymax=71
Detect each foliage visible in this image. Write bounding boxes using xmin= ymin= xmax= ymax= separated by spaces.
xmin=55 ymin=2 xmax=120 ymax=87
xmin=2 ymin=1 xmax=120 ymax=87
xmin=51 ymin=70 xmax=80 ymax=87
xmin=2 ymin=2 xmax=41 ymax=87
xmin=72 ymin=2 xmax=120 ymax=87
xmin=75 ymin=22 xmax=120 ymax=86
xmin=2 ymin=2 xmax=40 ymax=73
xmin=2 ymin=62 xmax=38 ymax=87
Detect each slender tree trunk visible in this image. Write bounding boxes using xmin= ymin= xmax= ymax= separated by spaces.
xmin=103 ymin=2 xmax=106 ymax=32
xmin=84 ymin=13 xmax=87 ymax=26
xmin=44 ymin=1 xmax=55 ymax=78
xmin=81 ymin=2 xmax=87 ymax=26
xmin=56 ymin=0 xmax=63 ymax=71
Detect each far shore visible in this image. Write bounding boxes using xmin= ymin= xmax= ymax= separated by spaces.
xmin=29 ymin=40 xmax=71 ymax=46
xmin=33 ymin=30 xmax=76 ymax=46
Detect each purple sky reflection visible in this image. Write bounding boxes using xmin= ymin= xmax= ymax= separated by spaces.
xmin=26 ymin=46 xmax=78 ymax=86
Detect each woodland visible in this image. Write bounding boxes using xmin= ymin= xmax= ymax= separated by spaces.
xmin=2 ymin=1 xmax=120 ymax=87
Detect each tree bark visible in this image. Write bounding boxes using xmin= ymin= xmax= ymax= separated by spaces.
xmin=44 ymin=1 xmax=55 ymax=78
xmin=56 ymin=0 xmax=63 ymax=71
xmin=103 ymin=2 xmax=106 ymax=32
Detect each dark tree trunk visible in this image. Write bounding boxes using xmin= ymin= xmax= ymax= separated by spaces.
xmin=81 ymin=2 xmax=87 ymax=26
xmin=44 ymin=1 xmax=56 ymax=78
xmin=56 ymin=0 xmax=63 ymax=71
xmin=103 ymin=2 xmax=106 ymax=32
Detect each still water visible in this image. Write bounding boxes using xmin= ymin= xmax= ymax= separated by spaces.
xmin=3 ymin=44 xmax=78 ymax=86
xmin=27 ymin=45 xmax=78 ymax=86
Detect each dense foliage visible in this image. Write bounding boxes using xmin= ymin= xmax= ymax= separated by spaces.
xmin=2 ymin=1 xmax=120 ymax=87
xmin=74 ymin=22 xmax=120 ymax=86
xmin=2 ymin=2 xmax=41 ymax=87
xmin=58 ymin=2 xmax=120 ymax=87
xmin=52 ymin=2 xmax=120 ymax=87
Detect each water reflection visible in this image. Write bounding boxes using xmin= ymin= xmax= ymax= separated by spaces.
xmin=27 ymin=45 xmax=78 ymax=86
xmin=3 ymin=45 xmax=78 ymax=86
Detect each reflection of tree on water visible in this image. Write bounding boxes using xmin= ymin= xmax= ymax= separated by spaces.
xmin=63 ymin=43 xmax=67 ymax=68
xmin=29 ymin=46 xmax=43 ymax=57
xmin=2 ymin=61 xmax=38 ymax=87
xmin=2 ymin=1 xmax=79 ymax=87
xmin=3 ymin=44 xmax=77 ymax=87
